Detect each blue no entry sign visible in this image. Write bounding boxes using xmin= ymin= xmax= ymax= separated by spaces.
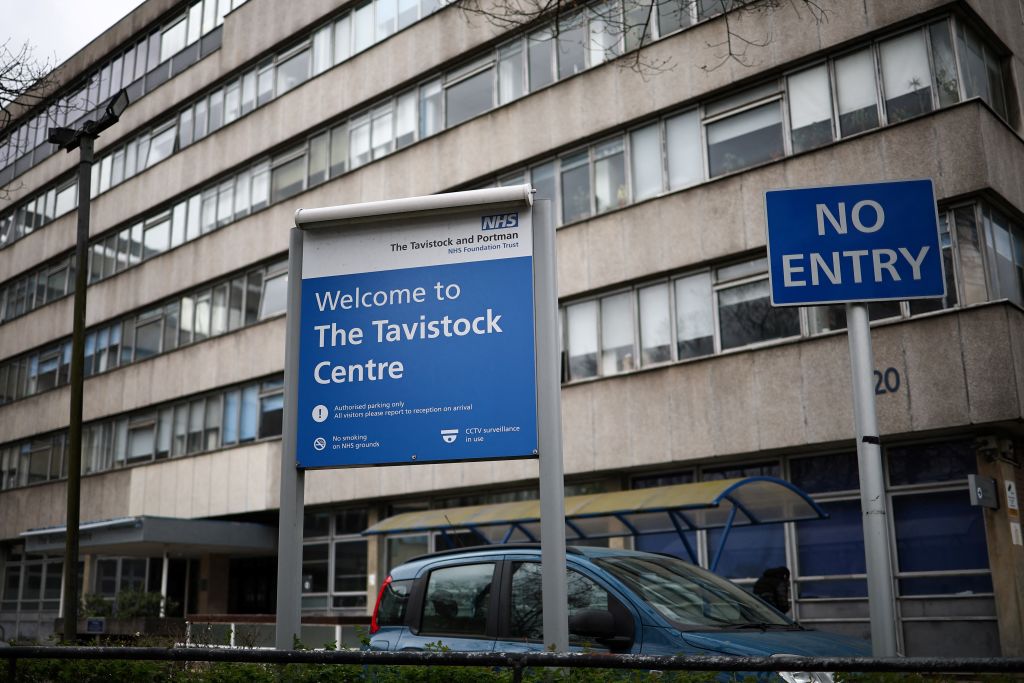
xmin=765 ymin=180 xmax=945 ymax=306
xmin=294 ymin=206 xmax=538 ymax=468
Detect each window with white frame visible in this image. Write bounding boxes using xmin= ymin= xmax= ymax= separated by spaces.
xmin=714 ymin=258 xmax=799 ymax=350
xmin=787 ymin=64 xmax=834 ymax=153
xmin=270 ymin=147 xmax=307 ymax=202
xmin=0 ymin=260 xmax=284 ymax=410
xmin=956 ymin=21 xmax=1008 ymax=120
xmin=980 ymin=204 xmax=1024 ymax=307
xmin=445 ymin=56 xmax=496 ymax=128
xmin=302 ymin=508 xmax=369 ymax=612
xmin=557 ymin=197 xmax=1020 ymax=384
xmin=704 ymin=82 xmax=785 ymax=178
xmin=0 ymin=551 xmax=63 ymax=613
xmin=276 ymin=42 xmax=312 ymax=97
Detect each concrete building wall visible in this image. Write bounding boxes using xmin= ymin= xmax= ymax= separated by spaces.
xmin=2 ymin=301 xmax=1019 ymax=541
xmin=0 ymin=318 xmax=286 ymax=444
xmin=1 ymin=99 xmax=1019 ymax=366
xmin=2 ymin=0 xmax=1023 ymax=653
xmin=0 ymin=0 xmax=977 ymax=270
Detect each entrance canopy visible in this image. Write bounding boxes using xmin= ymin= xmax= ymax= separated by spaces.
xmin=21 ymin=516 xmax=276 ymax=557
xmin=363 ymin=476 xmax=827 ymax=569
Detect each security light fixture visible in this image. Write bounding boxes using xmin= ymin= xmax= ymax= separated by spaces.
xmin=48 ymin=88 xmax=130 ymax=152
xmin=105 ymin=88 xmax=129 ymax=120
xmin=47 ymin=126 xmax=77 ymax=149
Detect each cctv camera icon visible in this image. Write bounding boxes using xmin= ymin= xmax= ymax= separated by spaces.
xmin=440 ymin=429 xmax=459 ymax=444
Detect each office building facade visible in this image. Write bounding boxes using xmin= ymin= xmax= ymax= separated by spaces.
xmin=1 ymin=0 xmax=1023 ymax=656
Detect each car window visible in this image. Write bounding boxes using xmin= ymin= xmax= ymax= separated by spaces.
xmin=420 ymin=563 xmax=494 ymax=636
xmin=595 ymin=555 xmax=791 ymax=629
xmin=509 ymin=562 xmax=610 ymax=642
xmin=377 ymin=578 xmax=412 ymax=628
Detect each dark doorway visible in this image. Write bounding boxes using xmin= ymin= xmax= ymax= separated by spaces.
xmin=164 ymin=558 xmax=190 ymax=617
xmin=229 ymin=556 xmax=277 ymax=613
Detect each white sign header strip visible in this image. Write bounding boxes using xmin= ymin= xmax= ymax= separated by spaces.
xmin=302 ymin=210 xmax=533 ymax=279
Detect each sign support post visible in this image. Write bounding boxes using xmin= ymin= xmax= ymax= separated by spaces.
xmin=845 ymin=301 xmax=898 ymax=657
xmin=277 ymin=186 xmax=565 ymax=651
xmin=533 ymin=200 xmax=569 ymax=652
xmin=276 ymin=227 xmax=306 ymax=651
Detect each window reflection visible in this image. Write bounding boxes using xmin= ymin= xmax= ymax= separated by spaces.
xmin=717 ymin=279 xmax=798 ymax=350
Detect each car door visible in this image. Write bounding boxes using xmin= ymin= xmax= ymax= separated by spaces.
xmin=394 ymin=559 xmax=499 ymax=652
xmin=496 ymin=559 xmax=639 ymax=653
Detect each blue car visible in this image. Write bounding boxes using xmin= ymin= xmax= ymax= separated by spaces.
xmin=369 ymin=544 xmax=869 ymax=675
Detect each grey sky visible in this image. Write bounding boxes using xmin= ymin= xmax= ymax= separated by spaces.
xmin=2 ymin=0 xmax=147 ymax=74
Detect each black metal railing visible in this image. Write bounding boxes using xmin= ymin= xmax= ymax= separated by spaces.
xmin=2 ymin=646 xmax=1024 ymax=681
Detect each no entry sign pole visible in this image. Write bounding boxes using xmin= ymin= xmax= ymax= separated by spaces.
xmin=765 ymin=179 xmax=946 ymax=657
xmin=845 ymin=301 xmax=898 ymax=656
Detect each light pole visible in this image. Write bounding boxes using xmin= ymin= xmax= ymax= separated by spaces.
xmin=48 ymin=88 xmax=129 ymax=643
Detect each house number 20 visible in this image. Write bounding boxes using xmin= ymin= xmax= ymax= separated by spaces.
xmin=874 ymin=367 xmax=901 ymax=394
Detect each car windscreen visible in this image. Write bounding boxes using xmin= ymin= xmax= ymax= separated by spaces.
xmin=594 ymin=555 xmax=792 ymax=630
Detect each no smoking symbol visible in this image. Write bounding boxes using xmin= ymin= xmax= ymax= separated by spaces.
xmin=313 ymin=437 xmax=327 ymax=451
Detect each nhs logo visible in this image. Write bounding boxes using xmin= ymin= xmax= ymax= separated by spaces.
xmin=481 ymin=212 xmax=519 ymax=231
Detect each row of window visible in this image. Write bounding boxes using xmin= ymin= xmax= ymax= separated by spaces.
xmin=491 ymin=17 xmax=1008 ymax=224
xmin=1 ymin=553 xmax=197 ymax=618
xmin=0 ymin=0 xmax=453 ymax=254
xmin=0 ymin=177 xmax=78 ymax=252
xmin=0 ymin=0 xmax=243 ymax=185
xmin=0 ymin=556 xmax=62 ymax=613
xmin=560 ymin=200 xmax=1023 ymax=382
xmin=0 ymin=374 xmax=284 ymax=491
xmin=0 ymin=438 xmax=994 ymax=655
xmin=1 ymin=194 xmax=1019 ymax=421
xmin=374 ymin=440 xmax=986 ymax=603
xmin=176 ymin=0 xmax=448 ymax=156
xmin=0 ymin=250 xmax=77 ymax=325
xmin=1 ymin=192 xmax=1019 ymax=426
xmin=0 ymin=260 xmax=287 ymax=407
xmin=0 ymin=0 xmax=749 ymax=254
xmin=633 ymin=444 xmax=991 ymax=605
xmin=38 ymin=150 xmax=283 ymax=317
xmin=80 ymin=0 xmax=449 ymax=206
xmin=87 ymin=0 xmax=740 ymax=208
xmin=0 ymin=13 xmax=1011 ymax=330
xmin=0 ymin=437 xmax=987 ymax=601
xmin=83 ymin=182 xmax=282 ymax=286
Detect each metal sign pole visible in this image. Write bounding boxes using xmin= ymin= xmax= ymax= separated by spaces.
xmin=533 ymin=200 xmax=569 ymax=652
xmin=846 ymin=302 xmax=898 ymax=657
xmin=276 ymin=227 xmax=306 ymax=650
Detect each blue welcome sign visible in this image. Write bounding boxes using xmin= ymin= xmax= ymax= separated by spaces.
xmin=765 ymin=180 xmax=945 ymax=306
xmin=295 ymin=208 xmax=538 ymax=468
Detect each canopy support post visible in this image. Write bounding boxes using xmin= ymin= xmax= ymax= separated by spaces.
xmin=668 ymin=512 xmax=698 ymax=564
xmin=710 ymin=506 xmax=738 ymax=573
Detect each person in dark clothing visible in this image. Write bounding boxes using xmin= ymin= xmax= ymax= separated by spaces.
xmin=753 ymin=566 xmax=791 ymax=614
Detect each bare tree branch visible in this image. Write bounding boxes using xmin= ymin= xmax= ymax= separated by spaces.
xmin=450 ymin=0 xmax=830 ymax=76
xmin=0 ymin=39 xmax=62 ymax=200
xmin=0 ymin=39 xmax=58 ymax=133
xmin=701 ymin=0 xmax=831 ymax=71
